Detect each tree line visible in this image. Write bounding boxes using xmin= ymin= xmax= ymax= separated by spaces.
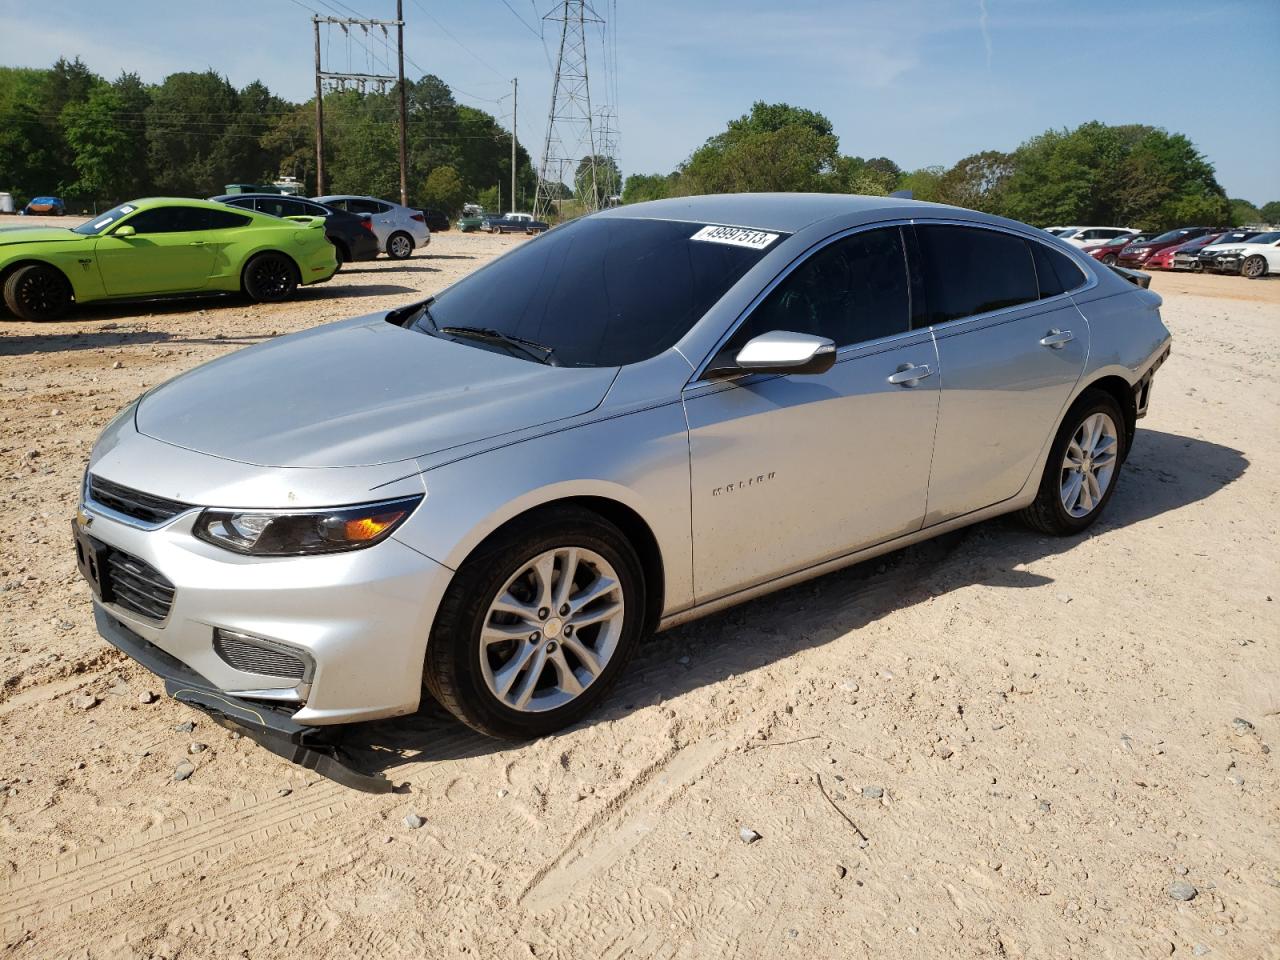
xmin=0 ymin=57 xmax=536 ymax=217
xmin=623 ymin=102 xmax=1279 ymax=231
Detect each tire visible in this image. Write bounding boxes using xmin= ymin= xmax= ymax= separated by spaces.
xmin=1191 ymin=260 xmax=1203 ymax=273
xmin=387 ymin=231 xmax=413 ymax=260
xmin=242 ymin=252 xmax=299 ymax=303
xmin=1241 ymin=255 xmax=1268 ymax=280
xmin=1020 ymin=389 xmax=1127 ymax=536
xmin=3 ymin=263 xmax=73 ymax=321
xmin=1102 ymin=254 xmax=1117 ymax=266
xmin=332 ymin=241 xmax=350 ymax=266
xmin=424 ymin=505 xmax=646 ymax=740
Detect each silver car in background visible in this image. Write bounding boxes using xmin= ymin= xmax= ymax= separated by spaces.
xmin=313 ymin=194 xmax=430 ymax=260
xmin=74 ymin=194 xmax=1171 ymax=789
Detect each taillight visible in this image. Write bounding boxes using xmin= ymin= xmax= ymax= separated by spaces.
xmin=360 ymin=218 xmax=373 ymax=232
xmin=411 ymin=213 xmax=425 ymax=223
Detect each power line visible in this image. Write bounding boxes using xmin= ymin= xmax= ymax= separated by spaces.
xmin=408 ymin=0 xmax=506 ymax=79
xmin=495 ymin=0 xmax=541 ymax=37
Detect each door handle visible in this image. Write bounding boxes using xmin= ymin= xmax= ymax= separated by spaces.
xmin=887 ymin=363 xmax=933 ymax=386
xmin=189 ymin=240 xmax=207 ymax=246
xmin=1039 ymin=329 xmax=1074 ymax=348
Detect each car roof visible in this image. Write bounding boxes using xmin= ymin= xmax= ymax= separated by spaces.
xmin=210 ymin=193 xmax=323 ymax=202
xmin=122 ymin=197 xmax=250 ymax=211
xmin=596 ymin=192 xmax=1015 ymax=234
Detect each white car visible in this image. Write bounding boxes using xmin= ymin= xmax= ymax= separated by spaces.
xmin=1054 ymin=226 xmax=1139 ymax=248
xmin=313 ymin=195 xmax=430 ymax=260
xmin=1200 ymin=230 xmax=1280 ymax=278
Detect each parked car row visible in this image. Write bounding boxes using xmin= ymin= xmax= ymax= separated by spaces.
xmin=456 ymin=209 xmax=549 ymax=234
xmin=1080 ymin=227 xmax=1280 ymax=278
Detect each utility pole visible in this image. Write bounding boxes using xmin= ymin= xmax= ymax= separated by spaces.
xmin=313 ymin=17 xmax=325 ymax=195
xmin=310 ymin=13 xmax=402 ymax=199
xmin=510 ymin=78 xmax=518 ymax=214
xmin=396 ymin=0 xmax=408 ymax=206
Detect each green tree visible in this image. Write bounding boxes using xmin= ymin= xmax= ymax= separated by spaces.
xmin=681 ymin=101 xmax=839 ymax=194
xmin=622 ymin=172 xmax=680 ymax=204
xmin=146 ymin=70 xmax=246 ymax=195
xmin=896 ymin=166 xmax=945 ymax=203
xmin=1260 ymin=201 xmax=1280 ymax=224
xmin=937 ymin=150 xmax=1013 ymax=213
xmin=420 ymin=164 xmax=467 ymax=217
xmin=1228 ymin=198 xmax=1261 ymax=224
xmin=574 ymin=154 xmax=622 ymax=208
xmin=62 ymin=85 xmax=134 ymax=200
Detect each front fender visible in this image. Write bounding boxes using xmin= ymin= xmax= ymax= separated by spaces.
xmin=391 ymin=401 xmax=695 ymax=617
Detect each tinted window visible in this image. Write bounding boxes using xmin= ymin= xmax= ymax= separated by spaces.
xmin=253 ymin=197 xmax=310 ymax=218
xmin=1030 ymin=241 xmax=1086 ymax=298
xmin=723 ymin=227 xmax=910 ymax=354
xmin=415 ymin=216 xmax=779 ymax=367
xmin=207 ymin=209 xmax=250 ymax=229
xmin=346 ymin=198 xmax=384 ymax=215
xmin=122 ymin=206 xmax=211 ymax=233
xmin=915 ymin=225 xmax=1038 ymax=324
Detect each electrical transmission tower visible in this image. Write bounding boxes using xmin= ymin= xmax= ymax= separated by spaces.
xmin=534 ymin=1 xmax=606 ymax=221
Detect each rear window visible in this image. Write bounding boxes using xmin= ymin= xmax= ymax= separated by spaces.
xmin=915 ymin=225 xmax=1039 ymax=325
xmin=417 ymin=216 xmax=782 ymax=367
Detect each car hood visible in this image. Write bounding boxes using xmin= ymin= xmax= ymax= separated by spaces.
xmin=0 ymin=227 xmax=83 ymax=246
xmin=135 ymin=314 xmax=620 ymax=468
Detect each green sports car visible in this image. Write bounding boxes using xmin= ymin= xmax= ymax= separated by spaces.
xmin=0 ymin=197 xmax=338 ymax=321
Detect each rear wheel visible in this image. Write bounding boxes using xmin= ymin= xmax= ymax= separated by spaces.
xmin=1020 ymin=389 xmax=1127 ymax=536
xmin=1241 ymin=255 xmax=1268 ymax=279
xmin=387 ymin=231 xmax=413 ymax=260
xmin=424 ymin=506 xmax=645 ymax=740
xmin=332 ymin=240 xmax=350 ymax=267
xmin=3 ymin=263 xmax=72 ymax=321
xmin=1102 ymin=254 xmax=1118 ymax=266
xmin=242 ymin=252 xmax=299 ymax=303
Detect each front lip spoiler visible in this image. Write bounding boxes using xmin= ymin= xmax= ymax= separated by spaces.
xmin=94 ymin=607 xmax=392 ymax=793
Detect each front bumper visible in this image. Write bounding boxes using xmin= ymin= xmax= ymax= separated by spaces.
xmin=75 ymin=498 xmax=452 ymax=727
xmin=94 ymin=606 xmax=393 ymax=792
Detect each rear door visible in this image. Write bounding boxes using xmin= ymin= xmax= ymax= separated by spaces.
xmin=95 ymin=206 xmax=217 ymax=295
xmin=914 ymin=224 xmax=1089 ymax=525
xmin=685 ymin=225 xmax=941 ymax=602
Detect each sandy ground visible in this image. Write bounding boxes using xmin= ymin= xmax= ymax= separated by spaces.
xmin=0 ymin=224 xmax=1277 ymax=959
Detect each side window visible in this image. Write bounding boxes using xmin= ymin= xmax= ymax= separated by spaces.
xmin=914 ymin=225 xmax=1038 ymax=324
xmin=347 ymin=198 xmax=381 ymax=215
xmin=122 ymin=207 xmax=207 ymax=234
xmin=722 ymin=227 xmax=911 ymax=356
xmin=324 ymin=198 xmax=348 ymax=211
xmin=206 ymin=209 xmax=251 ymax=229
xmin=1030 ymin=241 xmax=1087 ymax=298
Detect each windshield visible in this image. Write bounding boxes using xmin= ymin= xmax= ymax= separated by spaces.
xmin=1148 ymin=229 xmax=1197 ymax=243
xmin=72 ymin=202 xmax=138 ymax=235
xmin=413 ymin=216 xmax=782 ymax=367
xmin=1239 ymin=231 xmax=1280 ymax=244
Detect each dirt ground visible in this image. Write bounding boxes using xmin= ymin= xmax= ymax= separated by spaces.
xmin=0 ymin=223 xmax=1277 ymax=960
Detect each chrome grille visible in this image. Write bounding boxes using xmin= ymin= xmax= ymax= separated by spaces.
xmin=89 ymin=475 xmax=191 ymax=526
xmin=213 ymin=631 xmax=308 ymax=680
xmin=105 ymin=551 xmax=176 ymax=621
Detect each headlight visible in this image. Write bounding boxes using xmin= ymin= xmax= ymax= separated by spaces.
xmin=1216 ymin=248 xmax=1244 ymax=255
xmin=194 ymin=495 xmax=422 ymax=556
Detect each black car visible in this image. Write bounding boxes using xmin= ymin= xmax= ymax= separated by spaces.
xmin=210 ymin=194 xmax=379 ymax=264
xmin=483 ymin=213 xmax=550 ymax=234
xmin=419 ymin=208 xmax=450 ymax=232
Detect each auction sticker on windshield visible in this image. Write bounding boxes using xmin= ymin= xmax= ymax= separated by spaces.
xmin=690 ymin=224 xmax=780 ymax=250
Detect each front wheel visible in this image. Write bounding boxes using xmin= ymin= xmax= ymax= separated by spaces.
xmin=3 ymin=264 xmax=73 ymax=321
xmin=1102 ymin=254 xmax=1117 ymax=266
xmin=1241 ymin=255 xmax=1268 ymax=279
xmin=424 ymin=506 xmax=645 ymax=739
xmin=242 ymin=252 xmax=299 ymax=303
xmin=1020 ymin=390 xmax=1127 ymax=536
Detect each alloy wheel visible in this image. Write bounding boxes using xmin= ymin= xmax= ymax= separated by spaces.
xmin=1060 ymin=412 xmax=1119 ymax=518
xmin=251 ymin=258 xmax=293 ymax=298
xmin=479 ymin=547 xmax=625 ymax=713
xmin=389 ymin=234 xmax=412 ymax=258
xmin=1242 ymin=255 xmax=1267 ymax=279
xmin=16 ymin=270 xmax=69 ymax=317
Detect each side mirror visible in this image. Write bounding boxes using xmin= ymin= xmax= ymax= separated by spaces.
xmin=709 ymin=330 xmax=837 ymax=378
xmin=114 ymin=224 xmax=136 ymax=237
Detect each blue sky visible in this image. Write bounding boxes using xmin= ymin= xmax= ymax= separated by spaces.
xmin=4 ymin=0 xmax=1277 ymax=202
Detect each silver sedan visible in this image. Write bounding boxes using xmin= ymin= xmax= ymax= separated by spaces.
xmin=74 ymin=194 xmax=1171 ymax=785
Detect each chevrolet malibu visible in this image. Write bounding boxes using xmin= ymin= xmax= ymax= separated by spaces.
xmin=75 ymin=194 xmax=1172 ymax=787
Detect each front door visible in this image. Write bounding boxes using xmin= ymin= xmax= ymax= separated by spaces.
xmin=684 ymin=225 xmax=941 ymax=603
xmin=96 ymin=206 xmax=216 ymax=296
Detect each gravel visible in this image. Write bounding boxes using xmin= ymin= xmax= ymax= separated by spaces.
xmin=172 ymin=761 xmax=195 ymax=782
xmin=403 ymin=813 xmax=425 ymax=829
xmin=739 ymin=827 xmax=762 ymax=844
xmin=862 ymin=785 xmax=884 ymax=799
xmin=1168 ymin=880 xmax=1198 ymax=901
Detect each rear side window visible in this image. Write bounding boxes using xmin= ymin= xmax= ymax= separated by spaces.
xmin=725 ymin=227 xmax=910 ymax=352
xmin=206 ymin=209 xmax=250 ymax=229
xmin=1030 ymin=241 xmax=1086 ymax=298
xmin=253 ymin=197 xmax=309 ymax=219
xmin=915 ymin=225 xmax=1038 ymax=324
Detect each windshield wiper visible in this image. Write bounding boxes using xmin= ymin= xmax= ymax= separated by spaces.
xmin=437 ymin=325 xmax=558 ymax=366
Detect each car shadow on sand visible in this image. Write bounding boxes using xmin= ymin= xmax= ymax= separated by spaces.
xmin=338 ymin=264 xmax=442 ymax=274
xmin=337 ymin=428 xmax=1248 ymax=786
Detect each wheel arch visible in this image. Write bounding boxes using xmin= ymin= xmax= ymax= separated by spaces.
xmin=0 ymin=257 xmax=76 ymax=295
xmin=238 ymin=247 xmax=302 ymax=291
xmin=443 ymin=492 xmax=667 ymax=636
xmin=1078 ymin=373 xmax=1137 ymax=455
